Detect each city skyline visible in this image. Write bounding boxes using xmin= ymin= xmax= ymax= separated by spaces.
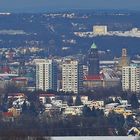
xmin=0 ymin=0 xmax=140 ymax=12
xmin=0 ymin=1 xmax=140 ymax=137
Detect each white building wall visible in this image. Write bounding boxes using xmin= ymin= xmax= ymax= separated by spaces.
xmin=62 ymin=59 xmax=83 ymax=94
xmin=35 ymin=59 xmax=57 ymax=91
xmin=122 ymin=65 xmax=140 ymax=92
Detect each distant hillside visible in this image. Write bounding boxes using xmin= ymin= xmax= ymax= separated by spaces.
xmin=0 ymin=10 xmax=140 ymax=57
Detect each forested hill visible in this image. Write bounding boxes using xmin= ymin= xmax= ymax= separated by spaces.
xmin=0 ymin=10 xmax=140 ymax=57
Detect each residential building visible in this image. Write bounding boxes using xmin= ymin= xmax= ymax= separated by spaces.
xmin=35 ymin=59 xmax=57 ymax=91
xmin=122 ymin=65 xmax=140 ymax=92
xmin=62 ymin=59 xmax=83 ymax=94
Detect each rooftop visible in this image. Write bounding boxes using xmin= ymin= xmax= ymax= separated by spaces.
xmin=91 ymin=43 xmax=97 ymax=49
xmin=84 ymin=75 xmax=103 ymax=81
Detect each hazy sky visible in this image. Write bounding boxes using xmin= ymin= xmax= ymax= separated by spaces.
xmin=0 ymin=0 xmax=140 ymax=12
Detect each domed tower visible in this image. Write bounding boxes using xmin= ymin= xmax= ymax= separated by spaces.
xmin=88 ymin=43 xmax=99 ymax=76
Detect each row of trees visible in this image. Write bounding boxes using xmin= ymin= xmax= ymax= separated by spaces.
xmin=1 ymin=83 xmax=139 ymax=107
xmin=0 ymin=114 xmax=126 ymax=136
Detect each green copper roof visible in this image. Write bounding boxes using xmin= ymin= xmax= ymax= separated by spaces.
xmin=91 ymin=43 xmax=97 ymax=49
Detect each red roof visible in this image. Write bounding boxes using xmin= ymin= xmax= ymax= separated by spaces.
xmin=3 ymin=112 xmax=13 ymax=117
xmin=1 ymin=66 xmax=11 ymax=73
xmin=84 ymin=75 xmax=103 ymax=81
xmin=12 ymin=77 xmax=28 ymax=81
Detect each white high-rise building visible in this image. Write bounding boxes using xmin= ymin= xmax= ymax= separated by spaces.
xmin=122 ymin=65 xmax=140 ymax=92
xmin=35 ymin=59 xmax=57 ymax=91
xmin=62 ymin=59 xmax=83 ymax=94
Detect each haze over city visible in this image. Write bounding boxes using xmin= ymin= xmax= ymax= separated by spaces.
xmin=0 ymin=0 xmax=140 ymax=12
xmin=0 ymin=0 xmax=140 ymax=139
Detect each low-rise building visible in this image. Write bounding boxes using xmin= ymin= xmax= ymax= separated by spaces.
xmin=123 ymin=110 xmax=133 ymax=118
xmin=8 ymin=107 xmax=21 ymax=117
xmin=84 ymin=68 xmax=120 ymax=89
xmin=39 ymin=94 xmax=55 ymax=104
xmin=63 ymin=105 xmax=83 ymax=116
xmin=11 ymin=77 xmax=28 ymax=87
